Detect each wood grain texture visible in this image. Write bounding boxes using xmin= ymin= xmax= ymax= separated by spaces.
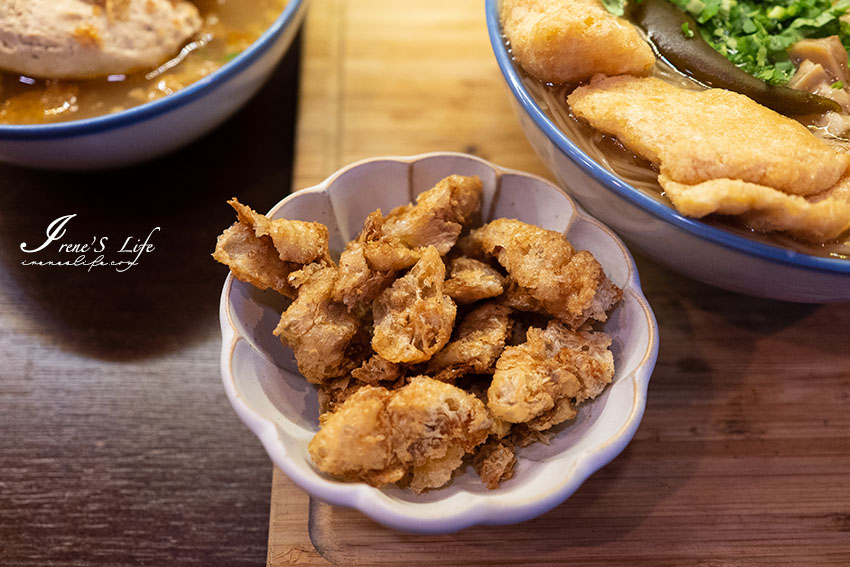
xmin=0 ymin=35 xmax=302 ymax=567
xmin=270 ymin=0 xmax=850 ymax=565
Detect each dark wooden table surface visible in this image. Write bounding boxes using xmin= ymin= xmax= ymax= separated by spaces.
xmin=0 ymin=35 xmax=302 ymax=567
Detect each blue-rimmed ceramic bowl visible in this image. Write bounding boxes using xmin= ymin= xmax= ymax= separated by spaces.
xmin=0 ymin=0 xmax=307 ymax=170
xmin=486 ymin=0 xmax=850 ymax=303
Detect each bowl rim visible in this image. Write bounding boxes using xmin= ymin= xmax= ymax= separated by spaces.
xmin=0 ymin=0 xmax=305 ymax=140
xmin=485 ymin=0 xmax=850 ymax=277
xmin=218 ymin=151 xmax=660 ymax=533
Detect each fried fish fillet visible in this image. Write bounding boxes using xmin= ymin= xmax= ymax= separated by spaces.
xmin=501 ymin=0 xmax=655 ymax=84
xmin=568 ymin=75 xmax=850 ymax=197
xmin=273 ymin=263 xmax=365 ymax=383
xmin=443 ymin=256 xmax=506 ymax=305
xmin=372 ymin=247 xmax=457 ymax=364
xmin=471 ymin=219 xmax=621 ymax=328
xmin=427 ymin=302 xmax=513 ymax=382
xmin=308 ymin=376 xmax=493 ymax=492
xmin=212 ymin=222 xmax=298 ymax=297
xmin=488 ymin=321 xmax=614 ymax=430
xmin=660 ymin=173 xmax=850 ymax=243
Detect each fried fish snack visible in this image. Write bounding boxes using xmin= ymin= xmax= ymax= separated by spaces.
xmin=372 ymin=246 xmax=457 ymax=364
xmin=273 ymin=263 xmax=365 ymax=383
xmin=213 ymin=199 xmax=332 ymax=297
xmin=568 ymin=75 xmax=850 ymax=197
xmin=443 ymin=256 xmax=506 ymax=305
xmin=471 ymin=218 xmax=621 ymax=328
xmin=212 ymin=222 xmax=299 ymax=297
xmin=308 ymin=376 xmax=493 ymax=492
xmin=501 ymin=0 xmax=655 ymax=84
xmin=334 ymin=176 xmax=483 ymax=308
xmin=488 ymin=321 xmax=614 ymax=430
xmin=228 ymin=198 xmax=331 ymax=265
xmin=427 ymin=302 xmax=513 ymax=382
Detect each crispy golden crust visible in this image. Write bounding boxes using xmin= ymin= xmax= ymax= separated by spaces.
xmin=487 ymin=321 xmax=614 ymax=429
xmin=471 ymin=218 xmax=622 ymax=328
xmin=228 ymin=198 xmax=331 ymax=265
xmin=351 ymin=354 xmax=403 ymax=385
xmin=333 ymin=176 xmax=484 ymax=309
xmin=660 ymin=174 xmax=850 ymax=243
xmin=212 ymin=222 xmax=299 ymax=298
xmin=473 ymin=440 xmax=517 ymax=490
xmin=501 ymin=0 xmax=655 ymax=84
xmin=427 ymin=302 xmax=513 ymax=381
xmin=372 ymin=247 xmax=457 ymax=364
xmin=308 ymin=376 xmax=493 ymax=492
xmin=381 ymin=175 xmax=483 ymax=254
xmin=273 ymin=263 xmax=365 ymax=383
xmin=568 ymin=75 xmax=850 ymax=197
xmin=444 ymin=256 xmax=506 ymax=305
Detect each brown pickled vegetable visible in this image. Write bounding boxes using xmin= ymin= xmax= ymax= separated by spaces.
xmin=625 ymin=0 xmax=841 ymax=115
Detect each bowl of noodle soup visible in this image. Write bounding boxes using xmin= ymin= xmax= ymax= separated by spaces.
xmin=0 ymin=0 xmax=307 ymax=170
xmin=486 ymin=0 xmax=850 ymax=303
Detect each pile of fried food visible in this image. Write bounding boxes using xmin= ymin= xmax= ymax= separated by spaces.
xmin=213 ymin=175 xmax=622 ymax=492
xmin=502 ymin=0 xmax=850 ymax=243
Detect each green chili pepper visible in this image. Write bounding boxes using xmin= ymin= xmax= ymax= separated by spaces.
xmin=625 ymin=0 xmax=841 ymax=115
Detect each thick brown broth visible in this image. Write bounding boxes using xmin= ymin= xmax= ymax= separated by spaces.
xmin=0 ymin=0 xmax=287 ymax=125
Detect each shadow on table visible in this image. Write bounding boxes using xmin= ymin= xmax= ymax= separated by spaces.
xmin=302 ymin=254 xmax=840 ymax=564
xmin=0 ymin=37 xmax=301 ymax=362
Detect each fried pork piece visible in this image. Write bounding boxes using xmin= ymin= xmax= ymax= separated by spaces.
xmin=372 ymin=247 xmax=457 ymax=364
xmin=333 ymin=175 xmax=483 ymax=308
xmin=308 ymin=376 xmax=493 ymax=492
xmin=568 ymin=75 xmax=850 ymax=197
xmin=488 ymin=321 xmax=615 ymax=430
xmin=273 ymin=263 xmax=365 ymax=383
xmin=228 ymin=199 xmax=331 ymax=265
xmin=660 ymin=173 xmax=850 ymax=243
xmin=473 ymin=440 xmax=517 ymax=490
xmin=444 ymin=257 xmax=505 ymax=305
xmin=212 ymin=222 xmax=298 ymax=297
xmin=471 ymin=219 xmax=621 ymax=329
xmin=501 ymin=0 xmax=655 ymax=84
xmin=427 ymin=302 xmax=513 ymax=382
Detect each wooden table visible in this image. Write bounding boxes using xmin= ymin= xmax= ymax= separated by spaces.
xmin=268 ymin=1 xmax=850 ymax=565
xmin=2 ymin=1 xmax=850 ymax=566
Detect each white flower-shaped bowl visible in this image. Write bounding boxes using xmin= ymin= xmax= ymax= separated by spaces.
xmin=219 ymin=152 xmax=659 ymax=533
xmin=0 ymin=0 xmax=307 ymax=170
xmin=486 ymin=0 xmax=850 ymax=303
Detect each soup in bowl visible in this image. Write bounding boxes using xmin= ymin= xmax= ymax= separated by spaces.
xmin=486 ymin=0 xmax=850 ymax=302
xmin=0 ymin=0 xmax=307 ymax=169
